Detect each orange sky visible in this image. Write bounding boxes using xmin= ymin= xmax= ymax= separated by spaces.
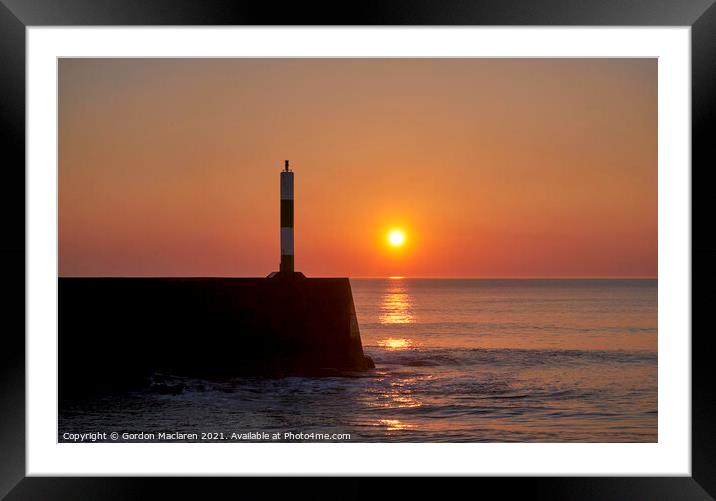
xmin=58 ymin=58 xmax=657 ymax=278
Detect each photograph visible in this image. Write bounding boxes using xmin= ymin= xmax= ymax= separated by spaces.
xmin=57 ymin=57 xmax=657 ymax=444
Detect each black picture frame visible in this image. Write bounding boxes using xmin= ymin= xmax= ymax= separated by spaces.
xmin=1 ymin=0 xmax=714 ymax=498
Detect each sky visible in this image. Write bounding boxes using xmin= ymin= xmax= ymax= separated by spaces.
xmin=58 ymin=58 xmax=657 ymax=278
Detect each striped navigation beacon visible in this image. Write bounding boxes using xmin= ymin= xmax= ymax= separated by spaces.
xmin=269 ymin=160 xmax=304 ymax=279
xmin=280 ymin=160 xmax=295 ymax=273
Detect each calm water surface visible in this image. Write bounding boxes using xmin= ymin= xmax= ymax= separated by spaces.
xmin=59 ymin=279 xmax=657 ymax=442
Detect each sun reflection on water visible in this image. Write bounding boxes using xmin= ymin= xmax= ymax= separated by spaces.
xmin=377 ymin=338 xmax=413 ymax=349
xmin=387 ymin=394 xmax=422 ymax=409
xmin=379 ymin=278 xmax=414 ymax=325
xmin=378 ymin=419 xmax=415 ymax=431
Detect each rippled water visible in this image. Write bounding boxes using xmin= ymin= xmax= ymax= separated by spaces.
xmin=59 ymin=279 xmax=657 ymax=442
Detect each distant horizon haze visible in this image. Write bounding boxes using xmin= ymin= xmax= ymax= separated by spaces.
xmin=57 ymin=275 xmax=658 ymax=280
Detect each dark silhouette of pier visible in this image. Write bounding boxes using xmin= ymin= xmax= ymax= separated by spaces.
xmin=60 ymin=276 xmax=374 ymax=398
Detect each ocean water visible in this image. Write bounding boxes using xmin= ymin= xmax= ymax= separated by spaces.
xmin=59 ymin=279 xmax=657 ymax=442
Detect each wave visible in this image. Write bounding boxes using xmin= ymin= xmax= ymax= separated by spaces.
xmin=360 ymin=321 xmax=656 ymax=334
xmin=363 ymin=346 xmax=656 ymax=368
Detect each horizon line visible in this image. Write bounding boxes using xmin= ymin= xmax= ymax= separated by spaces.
xmin=57 ymin=275 xmax=658 ymax=280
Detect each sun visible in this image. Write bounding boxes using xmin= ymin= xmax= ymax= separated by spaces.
xmin=387 ymin=229 xmax=406 ymax=247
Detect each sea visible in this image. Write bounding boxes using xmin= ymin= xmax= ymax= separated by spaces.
xmin=59 ymin=279 xmax=657 ymax=443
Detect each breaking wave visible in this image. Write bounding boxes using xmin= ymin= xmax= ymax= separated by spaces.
xmin=363 ymin=346 xmax=656 ymax=368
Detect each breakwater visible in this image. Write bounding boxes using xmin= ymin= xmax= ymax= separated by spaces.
xmin=59 ymin=277 xmax=373 ymax=398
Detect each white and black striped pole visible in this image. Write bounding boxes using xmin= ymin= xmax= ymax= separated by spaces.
xmin=280 ymin=160 xmax=294 ymax=273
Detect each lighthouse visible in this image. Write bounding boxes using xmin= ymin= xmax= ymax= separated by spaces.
xmin=279 ymin=160 xmax=295 ymax=273
xmin=268 ymin=160 xmax=304 ymax=279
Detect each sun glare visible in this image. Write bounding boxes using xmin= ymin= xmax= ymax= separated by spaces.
xmin=387 ymin=229 xmax=406 ymax=247
xmin=378 ymin=338 xmax=413 ymax=349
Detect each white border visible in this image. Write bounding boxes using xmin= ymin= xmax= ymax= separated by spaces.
xmin=27 ymin=27 xmax=690 ymax=476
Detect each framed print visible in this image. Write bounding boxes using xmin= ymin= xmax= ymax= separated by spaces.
xmin=1 ymin=0 xmax=714 ymax=498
